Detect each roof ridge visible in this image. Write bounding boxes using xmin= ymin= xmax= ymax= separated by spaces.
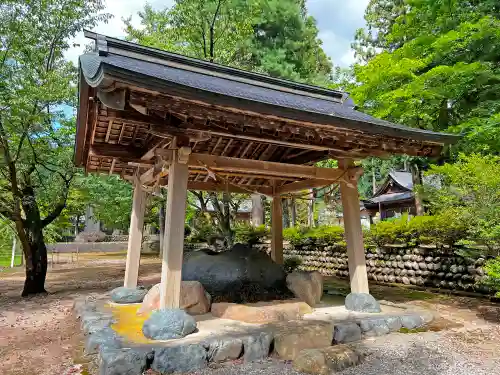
xmin=83 ymin=30 xmax=346 ymax=103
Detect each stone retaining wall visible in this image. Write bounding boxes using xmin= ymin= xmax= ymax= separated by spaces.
xmin=285 ymin=244 xmax=492 ymax=294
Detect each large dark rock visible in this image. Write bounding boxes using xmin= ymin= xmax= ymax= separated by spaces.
xmin=110 ymin=286 xmax=147 ymax=304
xmin=182 ymin=244 xmax=290 ymax=302
xmin=345 ymin=293 xmax=381 ymax=313
xmin=142 ymin=309 xmax=197 ymax=340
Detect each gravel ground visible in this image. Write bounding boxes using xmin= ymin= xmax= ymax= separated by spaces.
xmin=186 ymin=328 xmax=500 ymax=375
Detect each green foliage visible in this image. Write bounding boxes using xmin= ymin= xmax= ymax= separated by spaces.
xmin=306 ymin=226 xmax=345 ymax=244
xmin=186 ymin=223 xmax=216 ymax=243
xmin=352 ymin=1 xmax=500 ymax=154
xmin=366 ymin=215 xmax=411 ymax=246
xmin=124 ymin=0 xmax=255 ymax=65
xmin=124 ymin=0 xmax=331 ymax=84
xmin=283 ymin=227 xmax=306 ymax=245
xmin=422 ymin=154 xmax=500 ymax=252
xmin=72 ymin=174 xmax=133 ymax=231
xmin=233 ymin=224 xmax=269 ymax=245
xmin=408 ymin=210 xmax=468 ymax=247
xmin=484 ymin=257 xmax=500 ymax=297
xmin=283 ymin=225 xmax=345 ymax=245
xmin=0 ymin=0 xmax=109 ymax=273
xmin=283 ymin=256 xmax=302 ymax=273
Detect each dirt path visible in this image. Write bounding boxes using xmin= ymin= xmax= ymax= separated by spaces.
xmin=1 ymin=254 xmax=499 ymax=375
xmin=0 ymin=254 xmax=161 ymax=375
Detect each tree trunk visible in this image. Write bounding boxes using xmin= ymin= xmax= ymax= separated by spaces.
xmin=410 ymin=164 xmax=424 ymax=216
xmin=372 ymin=169 xmax=377 ymax=195
xmin=290 ymin=198 xmax=296 ymax=227
xmin=250 ymin=194 xmax=264 ymax=227
xmin=22 ymin=226 xmax=48 ymax=296
xmin=307 ymin=189 xmax=315 ymax=227
xmin=221 ymin=192 xmax=233 ymax=247
xmin=282 ymin=198 xmax=290 ymax=228
xmin=20 ymin=188 xmax=48 ymax=296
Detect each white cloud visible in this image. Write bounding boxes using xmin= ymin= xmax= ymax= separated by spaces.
xmin=65 ymin=0 xmax=367 ymax=68
xmin=306 ymin=0 xmax=368 ymax=66
xmin=65 ymin=0 xmax=172 ymax=64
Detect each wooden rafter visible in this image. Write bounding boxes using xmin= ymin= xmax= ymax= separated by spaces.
xmin=105 ymin=120 xmax=113 ymax=142
xmin=109 ymin=158 xmax=116 ymax=175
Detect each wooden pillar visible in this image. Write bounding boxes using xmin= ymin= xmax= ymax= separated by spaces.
xmin=271 ymin=195 xmax=284 ymax=264
xmin=160 ymin=149 xmax=190 ymax=309
xmin=251 ymin=194 xmax=264 ymax=226
xmin=124 ymin=184 xmax=147 ymax=288
xmin=339 ymin=160 xmax=369 ymax=294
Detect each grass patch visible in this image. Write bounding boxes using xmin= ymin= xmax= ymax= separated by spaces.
xmin=0 ymin=255 xmax=22 ymax=267
xmin=399 ymin=327 xmax=428 ymax=334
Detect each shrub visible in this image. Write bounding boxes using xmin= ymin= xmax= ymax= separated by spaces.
xmin=187 ymin=223 xmax=216 ymax=243
xmin=234 ymin=224 xmax=269 ymax=245
xmin=283 ymin=227 xmax=308 ymax=245
xmin=306 ymin=225 xmax=344 ymax=243
xmin=367 ymin=214 xmax=411 ymax=246
xmin=484 ymin=257 xmax=500 ymax=297
xmin=430 ymin=210 xmax=468 ymax=247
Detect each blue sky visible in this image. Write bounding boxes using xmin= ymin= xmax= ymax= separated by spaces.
xmin=66 ymin=0 xmax=369 ymax=67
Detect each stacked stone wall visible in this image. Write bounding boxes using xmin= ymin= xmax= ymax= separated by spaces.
xmin=284 ymin=243 xmax=492 ymax=294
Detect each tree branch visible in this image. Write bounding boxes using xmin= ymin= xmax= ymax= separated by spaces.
xmin=41 ymin=174 xmax=73 ymax=227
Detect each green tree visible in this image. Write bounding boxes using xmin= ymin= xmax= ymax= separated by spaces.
xmin=0 ymin=0 xmax=109 ymax=296
xmin=421 ymin=154 xmax=500 ymax=252
xmin=124 ymin=0 xmax=255 ymax=65
xmin=238 ymin=0 xmax=332 ymax=84
xmin=351 ymin=0 xmax=406 ymax=62
xmin=352 ymin=1 xmax=500 ymax=154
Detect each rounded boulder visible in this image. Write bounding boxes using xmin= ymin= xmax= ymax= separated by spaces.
xmin=345 ymin=292 xmax=381 ymax=313
xmin=110 ymin=286 xmax=148 ymax=304
xmin=142 ymin=309 xmax=197 ymax=340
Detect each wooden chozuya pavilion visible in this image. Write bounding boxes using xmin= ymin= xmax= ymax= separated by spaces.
xmin=75 ymin=31 xmax=458 ymax=308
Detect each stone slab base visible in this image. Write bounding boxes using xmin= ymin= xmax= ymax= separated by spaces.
xmin=73 ymin=297 xmax=433 ymax=375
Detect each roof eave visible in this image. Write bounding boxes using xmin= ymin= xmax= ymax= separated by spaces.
xmin=84 ymin=63 xmax=458 ymax=148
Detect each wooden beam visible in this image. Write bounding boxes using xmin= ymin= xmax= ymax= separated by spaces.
xmin=141 ymin=138 xmax=170 ymax=160
xmin=187 ymin=181 xmax=272 ymax=195
xmin=184 ymin=152 xmax=348 ymax=181
xmin=160 ymin=158 xmax=189 ymax=309
xmin=338 ymin=159 xmax=369 ymax=294
xmin=90 ymin=143 xmax=145 ymax=160
xmin=140 ymin=168 xmax=155 ymax=184
xmin=124 ymin=185 xmax=147 ymax=288
xmin=277 ymin=179 xmax=333 ymax=194
xmin=271 ymin=195 xmax=284 ymax=264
